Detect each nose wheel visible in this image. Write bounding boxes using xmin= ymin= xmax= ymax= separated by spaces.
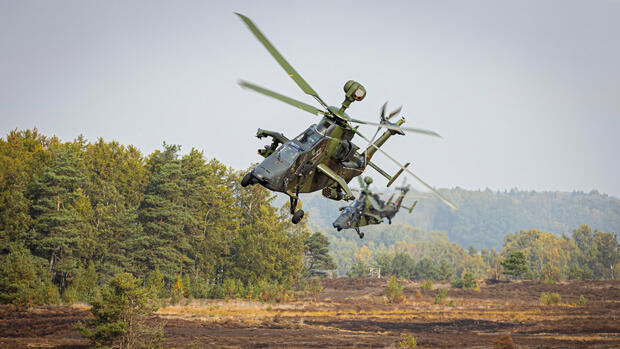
xmin=241 ymin=171 xmax=254 ymax=187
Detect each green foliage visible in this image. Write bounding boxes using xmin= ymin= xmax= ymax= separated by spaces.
xmin=539 ymin=292 xmax=561 ymax=305
xmin=346 ymin=259 xmax=369 ymax=277
xmin=76 ymin=272 xmax=160 ymax=348
xmin=208 ymin=284 xmax=225 ymax=299
xmin=0 ymin=243 xmax=59 ymax=309
xmin=304 ymin=232 xmax=336 ymax=275
xmin=397 ymin=333 xmax=417 ymax=348
xmin=435 ymin=289 xmax=447 ymax=305
xmin=146 ymin=269 xmax=166 ymax=299
xmin=309 ymin=278 xmax=323 ymax=300
xmin=3 ymin=128 xmax=620 ymax=308
xmin=296 ymin=279 xmax=308 ymax=293
xmin=436 ymin=259 xmax=456 ymax=281
xmin=501 ymin=251 xmax=528 ymax=279
xmin=451 ymin=271 xmax=476 ymax=289
xmin=421 ymin=280 xmax=433 ymax=291
xmin=303 ymin=187 xmax=620 ymax=251
xmin=0 ymin=131 xmax=310 ymax=304
xmin=170 ymin=275 xmax=183 ymax=305
xmin=222 ymin=278 xmax=237 ymax=299
xmin=386 ymin=276 xmax=404 ymax=303
xmin=63 ymin=260 xmax=99 ymax=304
xmin=392 ymin=252 xmax=416 ymax=279
xmin=29 ymin=145 xmax=89 ymax=291
xmin=579 ymin=294 xmax=587 ymax=306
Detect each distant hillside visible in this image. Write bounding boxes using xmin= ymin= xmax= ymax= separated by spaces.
xmin=298 ymin=188 xmax=620 ymax=249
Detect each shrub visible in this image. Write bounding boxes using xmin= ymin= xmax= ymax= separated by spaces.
xmin=188 ymin=275 xmax=210 ymax=299
xmin=386 ymin=276 xmax=405 ymax=303
xmin=76 ymin=272 xmax=161 ymax=349
xmin=493 ymin=334 xmax=515 ymax=349
xmin=397 ymin=333 xmax=417 ymax=348
xmin=540 ymin=292 xmax=561 ymax=305
xmin=258 ymin=281 xmax=280 ymax=302
xmin=246 ymin=284 xmax=254 ymax=300
xmin=579 ymin=295 xmax=587 ymax=306
xmin=208 ymin=283 xmax=225 ymax=299
xmin=222 ymin=278 xmax=236 ymax=299
xmin=309 ymin=278 xmax=323 ymax=301
xmin=549 ymin=292 xmax=561 ymax=305
xmin=435 ymin=289 xmax=447 ymax=305
xmin=451 ymin=272 xmax=476 ymax=290
xmin=171 ymin=275 xmax=185 ymax=305
xmin=421 ymin=280 xmax=433 ymax=290
xmin=182 ymin=275 xmax=191 ymax=298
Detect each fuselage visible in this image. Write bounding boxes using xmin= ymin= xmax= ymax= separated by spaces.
xmin=252 ymin=116 xmax=365 ymax=197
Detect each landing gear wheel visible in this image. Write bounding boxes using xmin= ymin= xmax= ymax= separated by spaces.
xmin=241 ymin=171 xmax=253 ymax=187
xmin=292 ymin=209 xmax=304 ymax=224
xmin=355 ymin=228 xmax=364 ymax=239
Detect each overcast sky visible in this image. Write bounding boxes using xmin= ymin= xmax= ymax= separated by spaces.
xmin=1 ymin=0 xmax=619 ymax=197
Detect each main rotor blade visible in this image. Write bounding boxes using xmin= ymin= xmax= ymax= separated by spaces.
xmin=239 ymin=80 xmax=322 ymax=116
xmin=353 ymin=129 xmax=458 ymax=210
xmin=388 ymin=106 xmax=402 ymax=120
xmin=235 ymin=13 xmax=329 ymax=110
xmin=348 ymin=118 xmax=442 ymax=138
xmin=380 ymin=102 xmax=387 ymax=121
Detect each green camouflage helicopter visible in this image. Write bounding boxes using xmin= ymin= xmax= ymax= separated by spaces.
xmin=333 ymin=177 xmax=417 ymax=238
xmin=236 ymin=13 xmax=456 ymax=224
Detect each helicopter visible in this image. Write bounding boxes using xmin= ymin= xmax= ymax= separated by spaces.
xmin=236 ymin=13 xmax=457 ymax=224
xmin=333 ymin=177 xmax=417 ymax=238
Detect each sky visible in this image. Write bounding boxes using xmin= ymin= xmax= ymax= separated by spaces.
xmin=1 ymin=0 xmax=619 ymax=197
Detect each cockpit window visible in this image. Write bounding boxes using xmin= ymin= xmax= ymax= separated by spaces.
xmin=278 ymin=144 xmax=300 ymax=163
xmin=296 ymin=129 xmax=321 ymax=147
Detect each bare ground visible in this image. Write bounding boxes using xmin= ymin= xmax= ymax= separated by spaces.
xmin=1 ymin=278 xmax=619 ymax=348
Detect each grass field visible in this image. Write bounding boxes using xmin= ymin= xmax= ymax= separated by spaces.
xmin=1 ymin=278 xmax=619 ymax=348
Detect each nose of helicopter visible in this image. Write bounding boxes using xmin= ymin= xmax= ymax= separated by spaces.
xmin=252 ymin=166 xmax=271 ymax=185
xmin=332 ymin=216 xmax=349 ymax=231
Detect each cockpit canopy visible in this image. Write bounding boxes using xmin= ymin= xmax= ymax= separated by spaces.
xmin=278 ymin=143 xmax=301 ymax=164
xmin=294 ymin=126 xmax=322 ymax=149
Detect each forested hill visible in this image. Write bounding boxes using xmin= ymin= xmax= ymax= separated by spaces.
xmin=300 ymin=187 xmax=620 ymax=250
xmin=0 ymin=129 xmax=309 ymax=298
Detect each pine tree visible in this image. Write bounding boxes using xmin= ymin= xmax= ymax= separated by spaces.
xmin=304 ymin=232 xmax=337 ymax=274
xmin=137 ymin=144 xmax=192 ymax=283
xmin=76 ymin=272 xmax=158 ymax=348
xmin=501 ymin=251 xmax=528 ymax=279
xmin=29 ymin=145 xmax=89 ymax=290
xmin=0 ymin=129 xmax=52 ymax=245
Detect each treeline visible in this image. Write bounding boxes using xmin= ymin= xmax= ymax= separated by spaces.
xmin=302 ymin=187 xmax=620 ymax=250
xmin=340 ymin=223 xmax=619 ymax=282
xmin=0 ymin=129 xmax=311 ymax=306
